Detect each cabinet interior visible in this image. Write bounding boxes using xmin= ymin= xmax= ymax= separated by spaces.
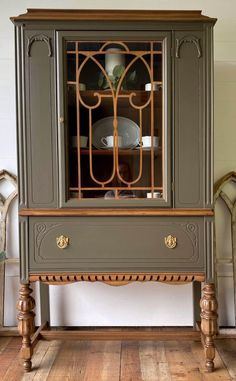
xmin=65 ymin=40 xmax=165 ymax=200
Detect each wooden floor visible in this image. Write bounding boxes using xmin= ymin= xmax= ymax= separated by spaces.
xmin=0 ymin=337 xmax=236 ymax=381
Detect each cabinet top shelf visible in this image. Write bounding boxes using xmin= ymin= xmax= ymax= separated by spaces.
xmin=11 ymin=9 xmax=217 ymax=23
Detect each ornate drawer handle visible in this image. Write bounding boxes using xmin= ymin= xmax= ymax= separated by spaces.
xmin=164 ymin=235 xmax=177 ymax=249
xmin=56 ymin=235 xmax=69 ymax=249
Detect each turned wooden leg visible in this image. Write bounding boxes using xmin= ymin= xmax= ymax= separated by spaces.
xmin=17 ymin=283 xmax=35 ymax=372
xmin=200 ymin=282 xmax=218 ymax=372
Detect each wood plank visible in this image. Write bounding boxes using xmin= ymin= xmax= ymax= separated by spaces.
xmin=46 ymin=341 xmax=89 ymax=381
xmin=164 ymin=340 xmax=201 ymax=381
xmin=1 ymin=340 xmax=24 ymax=381
xmin=40 ymin=328 xmax=201 ymax=341
xmin=0 ymin=338 xmax=22 ymax=380
xmin=139 ymin=341 xmax=163 ymax=380
xmin=19 ymin=208 xmax=214 ymax=217
xmin=99 ymin=341 xmax=121 ymax=381
xmin=216 ymin=339 xmax=236 ymax=380
xmin=0 ymin=338 xmax=235 ymax=380
xmin=0 ymin=336 xmax=12 ymax=353
xmin=82 ymin=341 xmax=121 ymax=381
xmin=158 ymin=362 xmax=172 ymax=381
xmin=121 ymin=341 xmax=143 ymax=381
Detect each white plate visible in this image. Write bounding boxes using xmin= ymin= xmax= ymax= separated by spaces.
xmin=92 ymin=116 xmax=140 ymax=149
xmin=135 ymin=146 xmax=159 ymax=150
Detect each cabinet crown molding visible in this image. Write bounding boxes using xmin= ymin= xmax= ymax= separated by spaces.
xmin=10 ymin=9 xmax=217 ymax=23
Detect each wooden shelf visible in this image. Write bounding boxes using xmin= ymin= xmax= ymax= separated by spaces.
xmin=78 ymin=148 xmax=161 ymax=156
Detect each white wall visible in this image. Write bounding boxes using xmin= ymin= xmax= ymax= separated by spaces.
xmin=1 ymin=0 xmax=236 ymax=327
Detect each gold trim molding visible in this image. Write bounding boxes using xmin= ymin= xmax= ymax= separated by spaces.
xmin=29 ymin=272 xmax=205 ymax=286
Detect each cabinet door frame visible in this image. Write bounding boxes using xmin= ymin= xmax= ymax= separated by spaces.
xmin=56 ymin=30 xmax=172 ymax=208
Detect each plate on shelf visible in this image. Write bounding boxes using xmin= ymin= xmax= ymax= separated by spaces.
xmin=92 ymin=116 xmax=140 ymax=149
xmin=135 ymin=146 xmax=159 ymax=150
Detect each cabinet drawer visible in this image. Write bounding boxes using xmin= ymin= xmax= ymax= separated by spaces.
xmin=29 ymin=216 xmax=205 ymax=272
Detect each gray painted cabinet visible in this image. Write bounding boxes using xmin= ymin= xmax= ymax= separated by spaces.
xmin=12 ymin=9 xmax=218 ymax=373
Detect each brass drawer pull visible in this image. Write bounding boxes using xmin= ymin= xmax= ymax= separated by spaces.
xmin=164 ymin=235 xmax=177 ymax=249
xmin=56 ymin=235 xmax=69 ymax=249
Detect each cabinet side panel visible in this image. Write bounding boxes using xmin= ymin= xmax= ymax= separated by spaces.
xmin=174 ymin=31 xmax=204 ymax=208
xmin=15 ymin=26 xmax=28 ymax=207
xmin=204 ymin=25 xmax=214 ymax=208
xmin=25 ymin=30 xmax=58 ymax=207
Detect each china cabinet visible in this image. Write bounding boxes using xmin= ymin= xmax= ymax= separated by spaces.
xmin=11 ymin=9 xmax=217 ymax=372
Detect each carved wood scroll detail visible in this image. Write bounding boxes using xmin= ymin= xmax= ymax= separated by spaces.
xmin=27 ymin=34 xmax=52 ymax=57
xmin=35 ymin=222 xmax=61 ymax=250
xmin=176 ymin=36 xmax=202 ymax=58
xmin=29 ymin=273 xmax=205 ymax=285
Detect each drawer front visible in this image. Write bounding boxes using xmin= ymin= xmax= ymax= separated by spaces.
xmin=29 ymin=217 xmax=205 ymax=272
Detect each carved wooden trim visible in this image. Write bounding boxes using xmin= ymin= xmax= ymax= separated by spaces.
xmin=27 ymin=34 xmax=52 ymax=57
xmin=17 ymin=284 xmax=35 ymax=372
xmin=176 ymin=36 xmax=202 ymax=58
xmin=29 ymin=272 xmax=205 ymax=285
xmin=19 ymin=208 xmax=214 ymax=217
xmin=200 ymin=283 xmax=218 ymax=372
xmin=35 ymin=222 xmax=61 ymax=250
xmin=183 ymin=223 xmax=198 ymax=247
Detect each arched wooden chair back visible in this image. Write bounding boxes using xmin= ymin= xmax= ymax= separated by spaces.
xmin=214 ymin=171 xmax=236 ymax=327
xmin=0 ymin=170 xmax=17 ymax=327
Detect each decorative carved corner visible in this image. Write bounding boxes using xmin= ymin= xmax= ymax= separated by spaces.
xmin=35 ymin=222 xmax=61 ymax=250
xmin=27 ymin=34 xmax=52 ymax=57
xmin=35 ymin=223 xmax=47 ymax=249
xmin=176 ymin=36 xmax=201 ymax=58
xmin=184 ymin=223 xmax=198 ymax=247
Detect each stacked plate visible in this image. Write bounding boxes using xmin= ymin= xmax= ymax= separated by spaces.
xmin=92 ymin=116 xmax=140 ymax=149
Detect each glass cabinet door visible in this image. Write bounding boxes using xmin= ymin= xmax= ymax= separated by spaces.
xmin=57 ymin=31 xmax=171 ymax=207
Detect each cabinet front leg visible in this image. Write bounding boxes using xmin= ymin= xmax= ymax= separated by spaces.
xmin=17 ymin=283 xmax=35 ymax=372
xmin=200 ymin=282 xmax=218 ymax=372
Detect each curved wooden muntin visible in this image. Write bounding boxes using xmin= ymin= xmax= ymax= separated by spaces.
xmin=66 ymin=40 xmax=163 ymax=198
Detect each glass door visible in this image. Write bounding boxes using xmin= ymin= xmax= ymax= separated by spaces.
xmin=57 ymin=31 xmax=171 ymax=207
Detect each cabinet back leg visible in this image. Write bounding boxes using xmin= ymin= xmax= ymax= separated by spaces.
xmin=39 ymin=282 xmax=50 ymax=326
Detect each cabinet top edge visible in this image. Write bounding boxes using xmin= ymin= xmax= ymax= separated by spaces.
xmin=10 ymin=9 xmax=217 ymax=24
